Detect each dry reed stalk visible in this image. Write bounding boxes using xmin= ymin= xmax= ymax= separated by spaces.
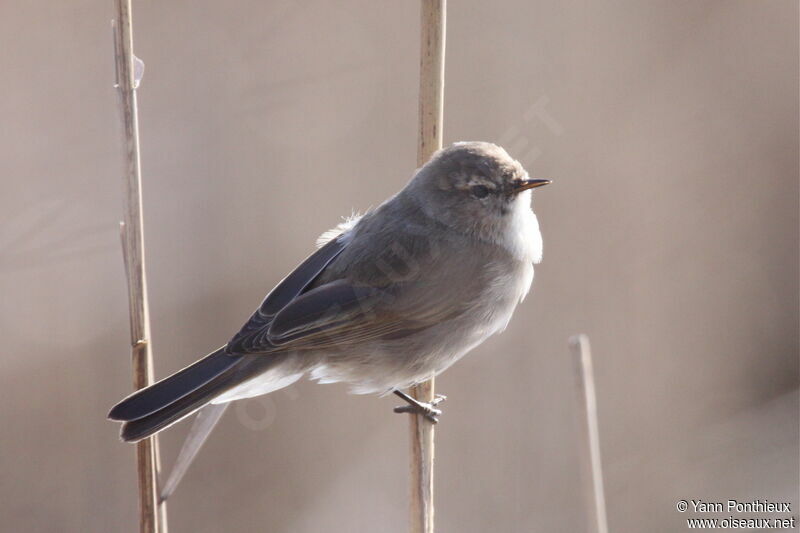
xmin=569 ymin=334 xmax=609 ymax=533
xmin=409 ymin=2 xmax=446 ymax=533
xmin=112 ymin=1 xmax=168 ymax=531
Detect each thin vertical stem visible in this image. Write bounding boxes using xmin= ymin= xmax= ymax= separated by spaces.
xmin=569 ymin=334 xmax=609 ymax=533
xmin=417 ymin=0 xmax=446 ymax=169
xmin=112 ymin=2 xmax=168 ymax=531
xmin=410 ymin=2 xmax=445 ymax=533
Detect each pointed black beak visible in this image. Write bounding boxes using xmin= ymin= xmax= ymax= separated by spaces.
xmin=513 ymin=178 xmax=552 ymax=193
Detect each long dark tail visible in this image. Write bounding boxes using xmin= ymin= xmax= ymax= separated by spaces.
xmin=109 ymin=347 xmax=239 ymax=422
xmin=119 ymin=369 xmax=241 ymax=442
xmin=109 ymin=347 xmax=287 ymax=442
xmin=108 ymin=347 xmax=256 ymax=442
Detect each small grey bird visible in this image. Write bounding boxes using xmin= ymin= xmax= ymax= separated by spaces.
xmin=109 ymin=141 xmax=550 ymax=498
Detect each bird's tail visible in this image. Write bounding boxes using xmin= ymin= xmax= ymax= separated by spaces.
xmin=118 ymin=369 xmax=238 ymax=442
xmin=108 ymin=347 xmax=270 ymax=442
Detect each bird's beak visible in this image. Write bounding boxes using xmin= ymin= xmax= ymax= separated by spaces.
xmin=513 ymin=178 xmax=552 ymax=193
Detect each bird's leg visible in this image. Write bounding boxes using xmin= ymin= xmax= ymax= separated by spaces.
xmin=393 ymin=389 xmax=447 ymax=424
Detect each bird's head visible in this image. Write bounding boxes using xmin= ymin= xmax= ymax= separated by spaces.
xmin=405 ymin=141 xmax=550 ymax=244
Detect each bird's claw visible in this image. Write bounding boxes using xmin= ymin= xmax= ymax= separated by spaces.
xmin=431 ymin=393 xmax=447 ymax=406
xmin=393 ymin=394 xmax=447 ymax=424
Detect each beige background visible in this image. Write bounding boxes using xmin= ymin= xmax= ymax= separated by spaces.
xmin=1 ymin=1 xmax=797 ymax=532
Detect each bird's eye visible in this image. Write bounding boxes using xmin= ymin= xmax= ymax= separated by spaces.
xmin=471 ymin=185 xmax=490 ymax=199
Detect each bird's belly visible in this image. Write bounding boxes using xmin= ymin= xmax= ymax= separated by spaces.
xmin=310 ymin=261 xmax=533 ymax=394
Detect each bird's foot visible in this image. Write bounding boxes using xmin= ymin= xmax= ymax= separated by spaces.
xmin=392 ymin=390 xmax=447 ymax=424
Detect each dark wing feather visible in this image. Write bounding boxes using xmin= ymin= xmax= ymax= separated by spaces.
xmin=226 ymin=237 xmax=347 ymax=354
xmin=268 ymin=280 xmax=378 ymax=339
xmin=267 ymin=280 xmax=383 ymax=345
xmin=262 ymin=278 xmax=468 ymax=352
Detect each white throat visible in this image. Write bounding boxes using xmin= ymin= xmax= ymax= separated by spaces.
xmin=496 ymin=191 xmax=543 ymax=264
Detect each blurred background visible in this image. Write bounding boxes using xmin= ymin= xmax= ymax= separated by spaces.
xmin=1 ymin=1 xmax=797 ymax=532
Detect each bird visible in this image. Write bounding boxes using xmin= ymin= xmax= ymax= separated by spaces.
xmin=108 ymin=141 xmax=550 ymax=500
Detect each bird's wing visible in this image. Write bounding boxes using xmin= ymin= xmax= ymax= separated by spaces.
xmin=267 ymin=279 xmax=382 ymax=343
xmin=262 ymin=277 xmax=467 ymax=351
xmin=228 ymin=210 xmax=484 ymax=354
xmin=226 ymin=237 xmax=347 ymax=354
xmin=229 ymin=265 xmax=469 ymax=354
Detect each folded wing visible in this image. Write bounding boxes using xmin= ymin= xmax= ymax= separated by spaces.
xmin=226 ymin=237 xmax=347 ymax=354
